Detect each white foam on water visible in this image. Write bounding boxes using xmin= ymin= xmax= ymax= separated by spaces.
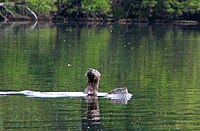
xmin=0 ymin=90 xmax=132 ymax=100
xmin=105 ymin=93 xmax=132 ymax=100
xmin=21 ymin=90 xmax=87 ymax=98
xmin=0 ymin=91 xmax=21 ymax=95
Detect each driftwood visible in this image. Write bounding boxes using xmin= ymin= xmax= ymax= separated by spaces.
xmin=0 ymin=2 xmax=37 ymax=21
xmin=0 ymin=12 xmax=8 ymax=21
xmin=25 ymin=6 xmax=37 ymax=20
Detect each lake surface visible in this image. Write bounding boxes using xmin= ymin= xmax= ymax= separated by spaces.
xmin=0 ymin=22 xmax=200 ymax=130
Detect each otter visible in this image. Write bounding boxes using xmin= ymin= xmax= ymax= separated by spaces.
xmin=84 ymin=68 xmax=101 ymax=95
xmin=84 ymin=68 xmax=128 ymax=95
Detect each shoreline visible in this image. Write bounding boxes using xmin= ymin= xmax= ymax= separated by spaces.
xmin=1 ymin=14 xmax=199 ymax=26
xmin=0 ymin=11 xmax=199 ymax=26
xmin=52 ymin=15 xmax=200 ymax=26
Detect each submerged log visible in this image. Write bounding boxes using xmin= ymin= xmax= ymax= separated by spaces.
xmin=173 ymin=20 xmax=199 ymax=25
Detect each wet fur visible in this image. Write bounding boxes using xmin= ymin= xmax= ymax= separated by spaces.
xmin=84 ymin=68 xmax=100 ymax=95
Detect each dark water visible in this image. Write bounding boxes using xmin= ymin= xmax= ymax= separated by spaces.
xmin=0 ymin=22 xmax=200 ymax=130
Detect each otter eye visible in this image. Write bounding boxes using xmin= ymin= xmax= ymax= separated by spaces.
xmin=88 ymin=68 xmax=93 ymax=71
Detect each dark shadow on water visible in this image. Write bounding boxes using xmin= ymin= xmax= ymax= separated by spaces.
xmin=81 ymin=95 xmax=100 ymax=130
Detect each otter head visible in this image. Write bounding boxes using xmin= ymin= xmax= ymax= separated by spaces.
xmin=86 ymin=68 xmax=101 ymax=85
xmin=84 ymin=68 xmax=101 ymax=95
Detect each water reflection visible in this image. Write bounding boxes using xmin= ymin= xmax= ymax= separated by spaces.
xmin=0 ymin=21 xmax=40 ymax=30
xmin=110 ymin=97 xmax=128 ymax=104
xmin=82 ymin=96 xmax=100 ymax=130
xmin=0 ymin=22 xmax=200 ymax=130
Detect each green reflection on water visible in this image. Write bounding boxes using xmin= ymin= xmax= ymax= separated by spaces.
xmin=0 ymin=23 xmax=200 ymax=130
